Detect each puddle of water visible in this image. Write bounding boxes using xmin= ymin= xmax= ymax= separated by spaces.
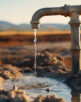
xmin=3 ymin=74 xmax=72 ymax=102
xmin=3 ymin=74 xmax=81 ymax=102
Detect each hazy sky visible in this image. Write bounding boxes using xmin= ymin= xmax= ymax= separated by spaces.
xmin=0 ymin=0 xmax=81 ymax=24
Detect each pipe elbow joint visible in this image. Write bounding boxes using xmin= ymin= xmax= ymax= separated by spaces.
xmin=30 ymin=6 xmax=69 ymax=29
xmin=31 ymin=9 xmax=43 ymax=29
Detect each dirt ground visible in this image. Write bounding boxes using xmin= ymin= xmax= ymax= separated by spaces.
xmin=0 ymin=33 xmax=80 ymax=92
xmin=0 ymin=33 xmax=72 ymax=102
xmin=0 ymin=41 xmax=72 ymax=80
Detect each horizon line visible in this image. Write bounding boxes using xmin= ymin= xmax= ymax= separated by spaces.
xmin=0 ymin=20 xmax=69 ymax=25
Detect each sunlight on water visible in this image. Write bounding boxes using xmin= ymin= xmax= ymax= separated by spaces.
xmin=34 ymin=29 xmax=37 ymax=76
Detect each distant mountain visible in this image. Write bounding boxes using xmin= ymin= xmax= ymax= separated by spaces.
xmin=0 ymin=21 xmax=70 ymax=31
xmin=40 ymin=24 xmax=70 ymax=30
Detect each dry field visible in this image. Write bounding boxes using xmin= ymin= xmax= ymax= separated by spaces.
xmin=0 ymin=30 xmax=71 ymax=35
xmin=0 ymin=30 xmax=71 ymax=47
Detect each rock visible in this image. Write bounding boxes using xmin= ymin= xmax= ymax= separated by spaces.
xmin=8 ymin=90 xmax=29 ymax=102
xmin=34 ymin=94 xmax=66 ymax=102
xmin=57 ymin=56 xmax=64 ymax=61
xmin=0 ymin=64 xmax=21 ymax=80
xmin=50 ymin=94 xmax=66 ymax=102
xmin=53 ymin=57 xmax=58 ymax=64
xmin=0 ymin=86 xmax=29 ymax=102
xmin=34 ymin=95 xmax=44 ymax=102
xmin=45 ymin=88 xmax=50 ymax=92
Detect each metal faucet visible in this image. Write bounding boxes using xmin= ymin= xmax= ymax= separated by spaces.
xmin=31 ymin=4 xmax=81 ymax=74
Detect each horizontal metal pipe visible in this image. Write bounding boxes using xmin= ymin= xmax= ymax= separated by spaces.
xmin=31 ymin=5 xmax=81 ymax=29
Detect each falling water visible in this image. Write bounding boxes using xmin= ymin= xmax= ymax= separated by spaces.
xmin=34 ymin=29 xmax=37 ymax=76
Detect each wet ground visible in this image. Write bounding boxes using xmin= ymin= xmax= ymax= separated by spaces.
xmin=3 ymin=74 xmax=71 ymax=102
xmin=0 ymin=40 xmax=81 ymax=102
xmin=2 ymin=74 xmax=81 ymax=102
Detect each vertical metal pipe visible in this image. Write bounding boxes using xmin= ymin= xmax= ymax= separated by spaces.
xmin=69 ymin=12 xmax=81 ymax=74
xmin=71 ymin=50 xmax=81 ymax=74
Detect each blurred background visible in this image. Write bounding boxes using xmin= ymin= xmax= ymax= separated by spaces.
xmin=0 ymin=0 xmax=81 ymax=32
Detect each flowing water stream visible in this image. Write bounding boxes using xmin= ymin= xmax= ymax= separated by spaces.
xmin=34 ymin=29 xmax=37 ymax=75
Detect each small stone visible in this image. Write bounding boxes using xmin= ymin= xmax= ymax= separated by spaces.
xmin=46 ymin=88 xmax=50 ymax=92
xmin=34 ymin=95 xmax=44 ymax=102
xmin=57 ymin=56 xmax=64 ymax=61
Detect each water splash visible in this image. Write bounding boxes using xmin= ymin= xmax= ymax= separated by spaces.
xmin=34 ymin=29 xmax=37 ymax=76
